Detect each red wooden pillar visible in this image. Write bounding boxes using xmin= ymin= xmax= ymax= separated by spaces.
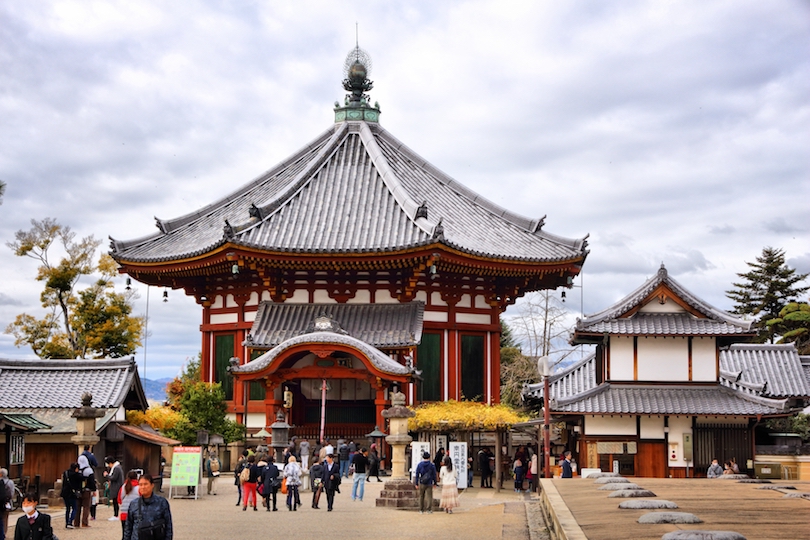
xmin=200 ymin=305 xmax=211 ymax=383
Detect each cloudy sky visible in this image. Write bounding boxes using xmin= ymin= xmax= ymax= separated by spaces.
xmin=1 ymin=1 xmax=808 ymax=379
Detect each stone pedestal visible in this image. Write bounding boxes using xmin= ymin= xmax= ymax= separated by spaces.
xmin=376 ymin=390 xmax=420 ymax=509
xmin=71 ymin=392 xmax=103 ymax=450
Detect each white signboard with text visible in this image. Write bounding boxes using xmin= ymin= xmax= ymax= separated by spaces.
xmin=449 ymin=442 xmax=468 ymax=489
xmin=411 ymin=441 xmax=430 ymax=479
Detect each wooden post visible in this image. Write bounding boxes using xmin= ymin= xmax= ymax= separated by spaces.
xmin=495 ymin=429 xmax=502 ymax=493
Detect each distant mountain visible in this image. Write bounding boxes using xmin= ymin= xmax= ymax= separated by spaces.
xmin=141 ymin=377 xmax=172 ymax=402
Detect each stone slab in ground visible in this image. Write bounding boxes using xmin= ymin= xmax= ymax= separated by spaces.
xmin=661 ymin=532 xmax=747 ymax=540
xmin=737 ymin=479 xmax=770 ymax=484
xmin=585 ymin=472 xmax=621 ymax=479
xmin=637 ymin=511 xmax=702 ymax=524
xmin=598 ymin=483 xmax=641 ymax=490
xmin=781 ymin=492 xmax=810 ymax=499
xmin=618 ymin=500 xmax=678 ymax=509
xmin=608 ymin=489 xmax=656 ymax=498
xmin=755 ymin=485 xmax=795 ymax=490
xmin=594 ymin=477 xmax=630 ymax=484
xmin=715 ymin=475 xmax=749 ymax=480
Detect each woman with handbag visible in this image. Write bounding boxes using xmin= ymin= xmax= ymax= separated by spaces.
xmin=282 ymin=456 xmax=302 ymax=511
xmin=259 ymin=459 xmax=280 ymax=511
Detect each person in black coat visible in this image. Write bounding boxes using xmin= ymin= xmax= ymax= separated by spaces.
xmin=14 ymin=494 xmax=53 ymax=540
xmin=259 ymin=460 xmax=280 ymax=511
xmin=320 ymin=454 xmax=341 ymax=512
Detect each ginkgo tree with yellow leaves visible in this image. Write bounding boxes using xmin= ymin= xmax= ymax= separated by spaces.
xmin=408 ymin=400 xmax=528 ymax=432
xmin=5 ymin=218 xmax=144 ymax=358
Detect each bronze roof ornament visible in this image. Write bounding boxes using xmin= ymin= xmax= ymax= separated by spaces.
xmin=342 ymin=45 xmax=373 ymax=105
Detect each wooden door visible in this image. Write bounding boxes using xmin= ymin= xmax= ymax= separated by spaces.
xmin=636 ymin=441 xmax=666 ymax=478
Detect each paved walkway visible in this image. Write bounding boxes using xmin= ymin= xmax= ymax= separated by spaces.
xmin=553 ymin=477 xmax=810 ymax=540
xmin=10 ymin=480 xmax=541 ymax=540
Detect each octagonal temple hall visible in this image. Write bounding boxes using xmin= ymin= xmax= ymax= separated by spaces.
xmin=111 ymin=48 xmax=588 ymax=441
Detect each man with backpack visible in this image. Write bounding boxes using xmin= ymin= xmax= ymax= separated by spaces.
xmin=414 ymin=452 xmax=437 ymax=514
xmin=206 ymin=451 xmax=221 ymax=495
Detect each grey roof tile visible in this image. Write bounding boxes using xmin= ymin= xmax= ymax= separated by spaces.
xmin=720 ymin=344 xmax=810 ymax=398
xmin=246 ymin=301 xmax=424 ymax=348
xmin=111 ymin=122 xmax=587 ymax=264
xmin=580 ymin=313 xmax=750 ymax=335
xmin=0 ymin=357 xmax=146 ymax=409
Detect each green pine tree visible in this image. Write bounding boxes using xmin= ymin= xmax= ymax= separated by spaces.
xmin=726 ymin=247 xmax=809 ymax=342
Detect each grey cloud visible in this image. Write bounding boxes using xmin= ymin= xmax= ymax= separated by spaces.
xmin=787 ymin=253 xmax=810 ymax=276
xmin=763 ymin=218 xmax=806 ymax=234
xmin=709 ymin=225 xmax=735 ymax=235
xmin=0 ymin=293 xmax=23 ymax=307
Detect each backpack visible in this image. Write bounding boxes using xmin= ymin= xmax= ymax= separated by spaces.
xmin=239 ymin=465 xmax=251 ymax=484
xmin=209 ymin=457 xmax=220 ymax=473
xmin=0 ymin=479 xmax=10 ymax=507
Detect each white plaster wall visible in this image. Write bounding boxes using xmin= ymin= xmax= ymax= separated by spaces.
xmin=210 ymin=313 xmax=238 ymax=324
xmin=431 ymin=291 xmax=447 ymax=306
xmin=375 ymin=289 xmax=397 ymax=303
xmin=226 ymin=294 xmax=237 ymax=308
xmin=211 ymin=295 xmax=224 ymax=309
xmin=246 ymin=291 xmax=260 ymax=306
xmin=286 ymin=289 xmax=309 ymax=303
xmin=638 ymin=298 xmax=685 ymax=313
xmin=414 ymin=291 xmax=428 ymax=303
xmin=667 ymin=416 xmax=693 ymax=467
xmin=347 ymin=290 xmax=371 ymax=303
xmin=610 ymin=336 xmax=634 ymax=380
xmin=692 ymin=337 xmax=717 ymax=381
xmin=457 ymin=294 xmax=471 ymax=308
xmin=423 ymin=310 xmax=448 ymax=323
xmin=261 ymin=291 xmax=271 ymax=302
xmin=244 ymin=310 xmax=257 ymax=323
xmin=312 ymin=290 xmax=334 ymax=303
xmin=637 ymin=337 xmax=688 ymax=381
xmin=245 ymin=413 xmax=266 ymax=428
xmin=584 ymin=415 xmax=636 ymax=436
xmin=640 ymin=416 xmax=665 ymax=440
xmin=456 ymin=313 xmax=490 ymax=325
xmin=475 ymin=295 xmax=490 ymax=309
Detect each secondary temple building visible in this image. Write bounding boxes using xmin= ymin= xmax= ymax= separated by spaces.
xmin=111 ymin=48 xmax=588 ymax=441
xmin=523 ymin=265 xmax=810 ymax=477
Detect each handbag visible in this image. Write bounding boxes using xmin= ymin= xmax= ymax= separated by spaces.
xmin=137 ymin=497 xmax=166 ymax=540
xmin=280 ymin=477 xmax=288 ymax=494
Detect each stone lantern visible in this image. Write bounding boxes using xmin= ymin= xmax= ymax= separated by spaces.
xmin=376 ymin=389 xmax=418 ymax=508
xmin=71 ymin=392 xmax=104 ymax=451
xmin=269 ymin=410 xmax=291 ymax=464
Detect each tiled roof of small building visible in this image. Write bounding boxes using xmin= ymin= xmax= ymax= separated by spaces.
xmin=111 ymin=121 xmax=587 ymax=264
xmin=523 ymin=344 xmax=807 ymax=416
xmin=246 ymin=301 xmax=424 ymax=349
xmin=233 ymin=331 xmax=411 ymax=376
xmin=575 ymin=265 xmax=751 ymax=337
xmin=579 ymin=313 xmax=751 ymax=335
xmin=719 ymin=344 xmax=810 ymax=398
xmin=0 ymin=357 xmax=146 ymax=409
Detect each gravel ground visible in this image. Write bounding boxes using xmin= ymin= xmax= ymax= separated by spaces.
xmin=10 ymin=479 xmax=541 ymax=540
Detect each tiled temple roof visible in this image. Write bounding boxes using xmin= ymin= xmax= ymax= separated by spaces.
xmin=111 ymin=121 xmax=587 ymax=265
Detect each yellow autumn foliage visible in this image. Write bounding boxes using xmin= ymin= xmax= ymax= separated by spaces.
xmin=408 ymin=400 xmax=528 ymax=432
xmin=126 ymin=406 xmax=182 ymax=432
